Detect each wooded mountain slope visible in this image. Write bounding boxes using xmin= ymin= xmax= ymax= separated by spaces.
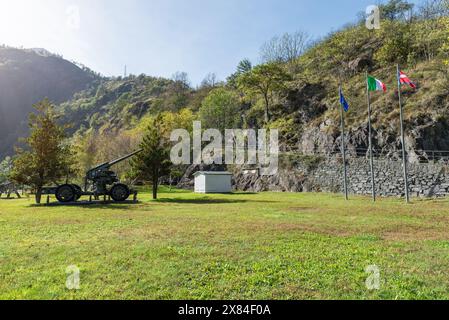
xmin=60 ymin=2 xmax=449 ymax=166
xmin=0 ymin=47 xmax=98 ymax=157
xmin=1 ymin=0 xmax=448 ymax=168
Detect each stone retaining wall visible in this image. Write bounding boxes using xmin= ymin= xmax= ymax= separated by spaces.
xmin=309 ymin=157 xmax=449 ymax=198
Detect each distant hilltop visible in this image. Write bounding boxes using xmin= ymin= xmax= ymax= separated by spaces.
xmin=27 ymin=48 xmax=59 ymax=58
xmin=0 ymin=46 xmax=100 ymax=157
xmin=0 ymin=45 xmax=60 ymax=58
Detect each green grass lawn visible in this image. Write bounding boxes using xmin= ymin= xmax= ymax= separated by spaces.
xmin=1 ymin=188 xmax=449 ymax=300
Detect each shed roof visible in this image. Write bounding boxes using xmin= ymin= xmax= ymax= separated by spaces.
xmin=193 ymin=171 xmax=233 ymax=177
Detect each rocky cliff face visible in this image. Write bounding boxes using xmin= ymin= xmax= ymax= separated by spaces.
xmin=299 ymin=115 xmax=449 ymax=164
xmin=177 ymin=164 xmax=307 ymax=193
xmin=184 ymin=157 xmax=449 ymax=198
xmin=232 ymin=168 xmax=306 ymax=192
xmin=177 ymin=164 xmax=228 ymax=190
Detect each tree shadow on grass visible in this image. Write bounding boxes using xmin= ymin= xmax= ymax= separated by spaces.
xmin=155 ymin=196 xmax=274 ymax=205
xmin=229 ymin=192 xmax=259 ymax=195
xmin=29 ymin=200 xmax=141 ymax=210
xmin=28 ymin=193 xmax=274 ymax=207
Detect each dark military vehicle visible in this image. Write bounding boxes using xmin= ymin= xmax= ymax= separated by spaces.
xmin=43 ymin=150 xmax=142 ymax=203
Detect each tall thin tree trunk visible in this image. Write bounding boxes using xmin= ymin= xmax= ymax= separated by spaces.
xmin=264 ymin=94 xmax=270 ymax=123
xmin=35 ymin=187 xmax=43 ymax=204
xmin=152 ymin=174 xmax=158 ymax=200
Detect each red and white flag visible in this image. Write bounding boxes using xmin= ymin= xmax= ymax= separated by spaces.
xmin=399 ymin=71 xmax=417 ymax=89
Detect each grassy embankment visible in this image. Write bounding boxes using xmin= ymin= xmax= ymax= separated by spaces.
xmin=1 ymin=188 xmax=449 ymax=299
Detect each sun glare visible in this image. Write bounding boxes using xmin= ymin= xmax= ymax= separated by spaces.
xmin=0 ymin=0 xmax=69 ymax=48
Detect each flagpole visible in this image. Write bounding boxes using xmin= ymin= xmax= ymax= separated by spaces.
xmin=366 ymin=71 xmax=376 ymax=202
xmin=339 ymin=85 xmax=349 ymax=201
xmin=397 ymin=64 xmax=410 ymax=203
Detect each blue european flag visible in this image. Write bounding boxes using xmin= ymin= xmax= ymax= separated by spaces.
xmin=339 ymin=89 xmax=349 ymax=112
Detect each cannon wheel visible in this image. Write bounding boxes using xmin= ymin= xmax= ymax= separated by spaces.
xmin=110 ymin=184 xmax=130 ymax=202
xmin=72 ymin=184 xmax=82 ymax=200
xmin=55 ymin=184 xmax=76 ymax=203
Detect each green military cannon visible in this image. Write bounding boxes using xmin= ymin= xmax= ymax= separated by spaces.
xmin=43 ymin=150 xmax=142 ymax=203
xmin=0 ymin=181 xmax=22 ymax=199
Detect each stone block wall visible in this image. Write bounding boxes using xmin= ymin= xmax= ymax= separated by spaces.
xmin=309 ymin=157 xmax=449 ymax=198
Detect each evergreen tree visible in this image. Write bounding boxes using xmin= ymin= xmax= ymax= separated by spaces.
xmin=227 ymin=59 xmax=253 ymax=88
xmin=131 ymin=115 xmax=171 ymax=200
xmin=10 ymin=99 xmax=74 ymax=204
xmin=236 ymin=59 xmax=253 ymax=74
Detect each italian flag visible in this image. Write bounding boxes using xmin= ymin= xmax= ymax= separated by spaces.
xmin=367 ymin=76 xmax=387 ymax=92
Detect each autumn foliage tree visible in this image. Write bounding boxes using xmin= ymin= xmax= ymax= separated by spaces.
xmin=10 ymin=99 xmax=74 ymax=204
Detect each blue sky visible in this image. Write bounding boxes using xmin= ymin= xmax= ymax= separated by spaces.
xmin=0 ymin=0 xmax=424 ymax=85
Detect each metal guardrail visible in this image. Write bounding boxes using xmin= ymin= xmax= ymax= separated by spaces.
xmin=279 ymin=148 xmax=449 ymax=163
xmin=219 ymin=146 xmax=449 ymax=163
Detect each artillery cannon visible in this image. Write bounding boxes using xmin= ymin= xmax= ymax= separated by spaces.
xmin=43 ymin=150 xmax=142 ymax=203
xmin=0 ymin=181 xmax=22 ymax=199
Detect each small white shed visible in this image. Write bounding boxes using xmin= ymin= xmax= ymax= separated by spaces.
xmin=194 ymin=171 xmax=233 ymax=194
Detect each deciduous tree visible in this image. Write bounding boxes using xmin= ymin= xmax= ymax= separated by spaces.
xmin=200 ymin=73 xmax=219 ymax=88
xmin=237 ymin=62 xmax=291 ymax=123
xmin=380 ymin=0 xmax=414 ymax=21
xmin=169 ymin=71 xmax=191 ymax=110
xmin=260 ymin=31 xmax=310 ymax=63
xmin=0 ymin=156 xmax=12 ymax=184
xmin=199 ymin=88 xmax=241 ymax=132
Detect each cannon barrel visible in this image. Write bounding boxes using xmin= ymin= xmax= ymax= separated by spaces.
xmin=87 ymin=149 xmax=143 ymax=173
xmin=84 ymin=149 xmax=143 ymax=192
xmin=85 ymin=149 xmax=143 ymax=184
xmin=108 ymin=149 xmax=143 ymax=167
